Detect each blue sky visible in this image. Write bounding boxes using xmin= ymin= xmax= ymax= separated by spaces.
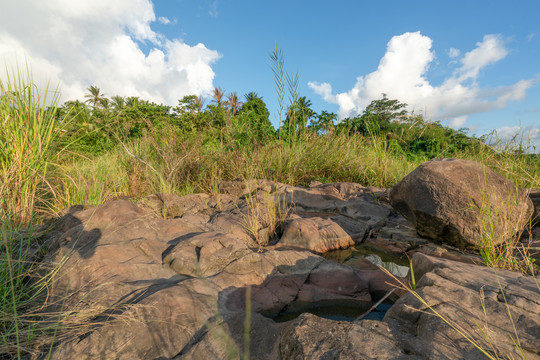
xmin=1 ymin=0 xmax=539 ymax=148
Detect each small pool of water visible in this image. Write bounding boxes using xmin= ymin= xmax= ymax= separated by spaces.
xmin=272 ymin=301 xmax=394 ymax=323
xmin=323 ymin=244 xmax=410 ymax=277
xmin=269 ymin=244 xmax=410 ymax=324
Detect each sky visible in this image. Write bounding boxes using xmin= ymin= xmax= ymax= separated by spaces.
xmin=1 ymin=0 xmax=539 ymax=150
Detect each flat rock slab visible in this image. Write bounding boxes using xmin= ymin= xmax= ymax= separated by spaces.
xmin=384 ymin=253 xmax=540 ymax=359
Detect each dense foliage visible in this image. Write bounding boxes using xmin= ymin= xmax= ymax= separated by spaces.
xmin=53 ymin=88 xmax=476 ymax=161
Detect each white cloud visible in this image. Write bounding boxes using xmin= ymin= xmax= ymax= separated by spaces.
xmin=309 ymin=32 xmax=534 ymax=128
xmin=495 ymin=125 xmax=540 ymax=140
xmin=457 ymin=35 xmax=507 ymax=82
xmin=448 ymin=116 xmax=467 ymax=128
xmin=492 ymin=125 xmax=540 ymax=152
xmin=0 ymin=0 xmax=221 ymax=105
xmin=448 ymin=47 xmax=460 ymax=59
xmin=158 ymin=16 xmax=171 ymax=25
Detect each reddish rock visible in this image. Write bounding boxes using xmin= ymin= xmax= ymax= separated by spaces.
xmin=390 ymin=158 xmax=534 ymax=249
xmin=279 ymin=217 xmax=355 ymax=253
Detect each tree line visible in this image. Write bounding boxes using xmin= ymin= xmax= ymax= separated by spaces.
xmin=52 ymin=86 xmax=474 ymax=159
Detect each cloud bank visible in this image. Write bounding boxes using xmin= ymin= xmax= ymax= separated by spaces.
xmin=493 ymin=125 xmax=540 ymax=152
xmin=0 ymin=0 xmax=220 ymax=104
xmin=309 ymin=32 xmax=534 ymax=128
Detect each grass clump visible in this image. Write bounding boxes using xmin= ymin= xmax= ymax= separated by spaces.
xmin=0 ymin=66 xmax=66 ymax=358
xmin=0 ymin=65 xmax=60 ymax=224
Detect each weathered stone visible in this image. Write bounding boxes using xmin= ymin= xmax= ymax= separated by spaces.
xmin=279 ymin=217 xmax=356 ymax=253
xmin=384 ymin=253 xmax=540 ymax=359
xmin=143 ymin=193 xmax=211 ymax=218
xmin=390 ymin=158 xmax=534 ymax=248
xmin=280 ymin=313 xmax=417 ymax=360
xmin=530 ymin=189 xmax=540 ymax=225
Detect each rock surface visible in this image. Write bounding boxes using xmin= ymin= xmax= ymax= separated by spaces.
xmin=281 ymin=253 xmax=540 ymax=360
xmin=35 ymin=174 xmax=539 ymax=359
xmin=384 ymin=253 xmax=540 ymax=359
xmin=390 ymin=158 xmax=534 ymax=248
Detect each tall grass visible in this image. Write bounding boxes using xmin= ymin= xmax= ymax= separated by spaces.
xmin=0 ymin=65 xmax=60 ymax=224
xmin=0 ymin=66 xmax=63 ymax=358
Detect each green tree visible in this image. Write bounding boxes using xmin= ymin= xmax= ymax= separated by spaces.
xmin=311 ymin=110 xmax=336 ymax=133
xmin=337 ymin=95 xmax=409 ymax=136
xmin=282 ymin=96 xmax=315 ymax=137
xmin=364 ymin=94 xmax=408 ymax=124
xmin=237 ymin=92 xmax=274 ymax=143
xmin=84 ymin=85 xmax=106 ymax=110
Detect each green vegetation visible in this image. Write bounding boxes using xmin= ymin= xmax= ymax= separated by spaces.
xmin=1 ymin=61 xmax=539 ymax=358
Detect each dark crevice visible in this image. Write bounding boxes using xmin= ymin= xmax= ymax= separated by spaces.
xmin=195 ymin=246 xmax=202 ymax=262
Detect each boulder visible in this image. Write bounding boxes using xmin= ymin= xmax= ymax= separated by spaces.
xmin=390 ymin=158 xmax=534 ymax=248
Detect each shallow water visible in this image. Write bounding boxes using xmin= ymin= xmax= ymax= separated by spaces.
xmin=272 ymin=301 xmax=393 ymax=323
xmin=269 ymin=244 xmax=410 ymax=323
xmin=323 ymin=243 xmax=410 ymax=277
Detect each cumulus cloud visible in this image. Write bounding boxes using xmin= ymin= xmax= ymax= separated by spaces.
xmin=309 ymin=32 xmax=534 ymax=127
xmin=0 ymin=0 xmax=221 ymax=105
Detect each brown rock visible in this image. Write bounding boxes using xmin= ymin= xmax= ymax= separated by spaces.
xmin=390 ymin=158 xmax=534 ymax=248
xmin=280 ymin=313 xmax=415 ymax=360
xmin=279 ymin=217 xmax=355 ymax=253
xmin=530 ymin=189 xmax=540 ymax=225
xmin=384 ymin=253 xmax=540 ymax=359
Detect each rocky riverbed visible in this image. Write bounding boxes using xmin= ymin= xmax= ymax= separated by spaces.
xmin=35 ymin=159 xmax=540 ymax=359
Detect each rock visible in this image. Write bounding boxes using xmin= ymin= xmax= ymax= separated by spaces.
xmin=530 ymin=189 xmax=540 ymax=225
xmin=143 ymin=193 xmax=211 ymax=218
xmin=384 ymin=253 xmax=540 ymax=359
xmin=390 ymin=158 xmax=534 ymax=249
xmin=41 ymin=187 xmax=398 ymax=359
xmin=279 ymin=217 xmax=356 ymax=253
xmin=280 ymin=313 xmax=417 ymax=360
xmin=279 ymin=253 xmax=540 ymax=360
xmin=274 ymin=182 xmax=390 ymax=253
xmin=179 ymin=312 xmax=282 ymax=360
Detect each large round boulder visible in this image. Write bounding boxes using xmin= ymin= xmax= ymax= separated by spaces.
xmin=389 ymin=158 xmax=533 ymax=249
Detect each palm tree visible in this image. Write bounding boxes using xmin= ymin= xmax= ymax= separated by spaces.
xmin=226 ymin=92 xmax=242 ymax=116
xmin=99 ymin=97 xmax=110 ymax=110
xmin=244 ymin=91 xmax=260 ymax=102
xmin=125 ymin=96 xmax=141 ymax=108
xmin=212 ymin=87 xmax=225 ymax=108
xmin=195 ymin=95 xmax=205 ymax=113
xmin=111 ymin=95 xmax=125 ymax=110
xmin=84 ymin=85 xmax=106 ymax=109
